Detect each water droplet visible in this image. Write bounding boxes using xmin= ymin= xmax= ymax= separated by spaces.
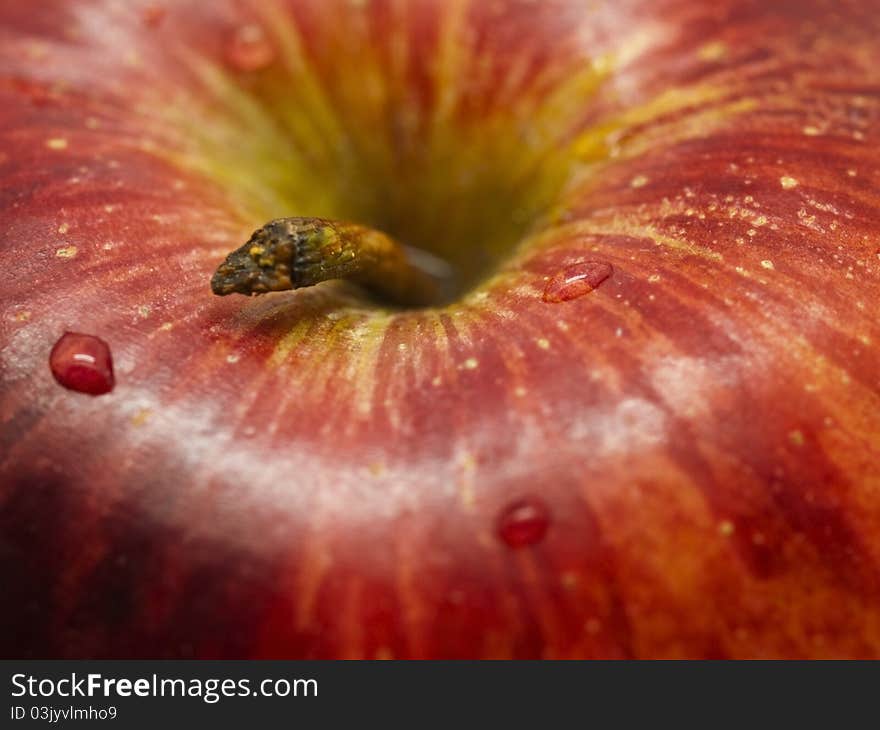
xmin=542 ymin=261 xmax=613 ymax=303
xmin=225 ymin=24 xmax=276 ymax=72
xmin=497 ymin=497 xmax=550 ymax=548
xmin=49 ymin=332 xmax=115 ymax=395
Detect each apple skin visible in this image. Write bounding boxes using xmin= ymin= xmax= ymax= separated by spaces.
xmin=1 ymin=0 xmax=879 ymax=659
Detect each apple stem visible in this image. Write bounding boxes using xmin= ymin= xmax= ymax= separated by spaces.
xmin=210 ymin=217 xmax=451 ymax=306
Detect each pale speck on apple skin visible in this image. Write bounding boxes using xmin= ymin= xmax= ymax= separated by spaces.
xmin=462 ymin=357 xmax=479 ymax=370
xmin=536 ymin=338 xmax=550 ymax=350
xmin=780 ymin=175 xmax=799 ymax=189
xmin=697 ymin=40 xmax=728 ymax=61
xmin=55 ymin=246 xmax=78 ymax=258
xmin=45 ymin=137 xmax=68 ymax=150
xmin=226 ymin=23 xmax=277 ymax=72
xmin=718 ymin=520 xmax=735 ymax=537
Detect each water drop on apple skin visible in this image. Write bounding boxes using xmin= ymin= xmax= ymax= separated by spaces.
xmin=497 ymin=498 xmax=550 ymax=548
xmin=542 ymin=261 xmax=613 ymax=303
xmin=225 ymin=24 xmax=276 ymax=72
xmin=49 ymin=332 xmax=115 ymax=395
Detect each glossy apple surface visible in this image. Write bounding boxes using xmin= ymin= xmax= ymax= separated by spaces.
xmin=1 ymin=0 xmax=879 ymax=658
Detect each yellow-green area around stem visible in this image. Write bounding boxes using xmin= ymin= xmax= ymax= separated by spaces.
xmin=126 ymin=0 xmax=762 ymax=332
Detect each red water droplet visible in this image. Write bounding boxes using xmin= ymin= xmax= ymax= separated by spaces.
xmin=49 ymin=332 xmax=115 ymax=395
xmin=497 ymin=498 xmax=550 ymax=548
xmin=542 ymin=261 xmax=613 ymax=303
xmin=225 ymin=24 xmax=276 ymax=72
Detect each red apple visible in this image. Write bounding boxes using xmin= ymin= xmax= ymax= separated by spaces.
xmin=1 ymin=0 xmax=879 ymax=659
